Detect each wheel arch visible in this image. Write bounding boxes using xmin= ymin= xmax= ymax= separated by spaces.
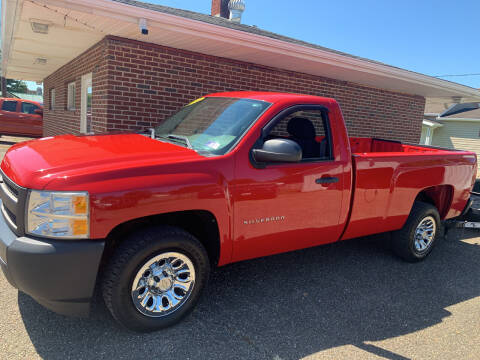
xmin=414 ymin=185 xmax=454 ymax=219
xmin=101 ymin=210 xmax=221 ymax=267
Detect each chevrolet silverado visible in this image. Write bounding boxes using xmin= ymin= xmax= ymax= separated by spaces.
xmin=0 ymin=92 xmax=476 ymax=332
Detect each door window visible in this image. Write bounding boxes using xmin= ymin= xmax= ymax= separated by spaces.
xmin=1 ymin=101 xmax=18 ymax=112
xmin=266 ymin=108 xmax=332 ymax=160
xmin=21 ymin=102 xmax=39 ymax=114
xmin=86 ymin=85 xmax=92 ymax=133
xmin=80 ymin=73 xmax=93 ymax=133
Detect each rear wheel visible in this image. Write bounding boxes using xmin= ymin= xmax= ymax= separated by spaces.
xmin=102 ymin=226 xmax=210 ymax=332
xmin=391 ymin=201 xmax=441 ymax=262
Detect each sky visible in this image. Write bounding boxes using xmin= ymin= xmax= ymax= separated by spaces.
xmin=136 ymin=0 xmax=479 ymax=89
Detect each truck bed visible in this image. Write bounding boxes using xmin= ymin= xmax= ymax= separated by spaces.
xmin=350 ymin=137 xmax=454 ymax=155
xmin=342 ymin=137 xmax=477 ymax=241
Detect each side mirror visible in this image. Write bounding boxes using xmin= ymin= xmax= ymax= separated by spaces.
xmin=34 ymin=109 xmax=43 ymax=116
xmin=252 ymin=138 xmax=302 ymax=163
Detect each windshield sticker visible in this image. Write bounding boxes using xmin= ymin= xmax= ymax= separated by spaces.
xmin=206 ymin=141 xmax=221 ymax=150
xmin=187 ymin=97 xmax=205 ymax=106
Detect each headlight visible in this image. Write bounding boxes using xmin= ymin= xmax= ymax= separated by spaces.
xmin=27 ymin=190 xmax=89 ymax=239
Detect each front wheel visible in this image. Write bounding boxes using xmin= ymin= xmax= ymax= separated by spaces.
xmin=391 ymin=201 xmax=441 ymax=262
xmin=102 ymin=226 xmax=210 ymax=332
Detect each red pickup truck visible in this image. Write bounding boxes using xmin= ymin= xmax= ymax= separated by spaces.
xmin=0 ymin=98 xmax=43 ymax=137
xmin=0 ymin=92 xmax=476 ymax=332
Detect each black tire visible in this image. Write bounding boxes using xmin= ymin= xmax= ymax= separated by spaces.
xmin=102 ymin=225 xmax=210 ymax=332
xmin=391 ymin=201 xmax=441 ymax=262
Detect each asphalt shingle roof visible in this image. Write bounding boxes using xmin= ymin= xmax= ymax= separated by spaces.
xmin=111 ymin=0 xmax=480 ymax=95
xmin=425 ymin=102 xmax=480 ymax=119
xmin=112 ymin=0 xmax=409 ymax=71
xmin=444 ymin=108 xmax=480 ymax=119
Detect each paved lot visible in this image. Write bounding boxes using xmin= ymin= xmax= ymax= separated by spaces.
xmin=1 ymin=230 xmax=480 ymax=359
xmin=0 ymin=136 xmax=33 ymax=158
xmin=0 ymin=138 xmax=479 ymax=359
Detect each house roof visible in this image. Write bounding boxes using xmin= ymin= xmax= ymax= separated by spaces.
xmin=111 ymin=0 xmax=407 ymax=69
xmin=2 ymin=0 xmax=480 ymax=101
xmin=441 ymin=108 xmax=480 ymax=121
xmin=425 ymin=100 xmax=480 ymax=119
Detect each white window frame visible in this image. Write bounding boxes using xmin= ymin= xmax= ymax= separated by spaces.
xmin=50 ymin=88 xmax=55 ymax=110
xmin=67 ymin=81 xmax=76 ymax=110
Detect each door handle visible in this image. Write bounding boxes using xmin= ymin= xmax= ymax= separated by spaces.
xmin=315 ymin=177 xmax=339 ymax=185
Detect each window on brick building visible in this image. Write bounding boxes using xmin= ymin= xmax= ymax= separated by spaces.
xmin=264 ymin=107 xmax=332 ymax=160
xmin=67 ymin=82 xmax=76 ymax=110
xmin=50 ymin=88 xmax=55 ymax=110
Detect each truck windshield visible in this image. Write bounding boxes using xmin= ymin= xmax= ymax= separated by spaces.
xmin=154 ymin=97 xmax=271 ymax=155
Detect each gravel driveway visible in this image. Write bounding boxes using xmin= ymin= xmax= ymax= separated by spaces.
xmin=0 ymin=138 xmax=479 ymax=359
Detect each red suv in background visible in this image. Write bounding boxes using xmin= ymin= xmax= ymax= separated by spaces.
xmin=0 ymin=98 xmax=43 ymax=137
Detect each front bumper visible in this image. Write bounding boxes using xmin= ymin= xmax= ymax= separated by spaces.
xmin=0 ymin=200 xmax=105 ymax=316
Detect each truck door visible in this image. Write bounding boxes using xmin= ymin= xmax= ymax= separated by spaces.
xmin=231 ymin=105 xmax=346 ymax=262
xmin=19 ymin=101 xmax=43 ymax=136
xmin=0 ymin=99 xmax=19 ymax=135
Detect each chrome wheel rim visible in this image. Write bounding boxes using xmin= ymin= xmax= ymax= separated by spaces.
xmin=131 ymin=252 xmax=195 ymax=317
xmin=414 ymin=216 xmax=436 ymax=252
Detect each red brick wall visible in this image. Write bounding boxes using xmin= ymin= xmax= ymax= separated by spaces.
xmin=43 ymin=39 xmax=110 ymax=135
xmin=43 ymin=35 xmax=425 ymax=143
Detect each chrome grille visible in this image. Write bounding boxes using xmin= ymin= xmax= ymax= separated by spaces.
xmin=0 ymin=170 xmax=27 ymax=235
xmin=3 ymin=179 xmax=19 ymax=196
xmin=1 ymin=203 xmax=17 ymax=230
xmin=1 ymin=180 xmax=18 ymax=203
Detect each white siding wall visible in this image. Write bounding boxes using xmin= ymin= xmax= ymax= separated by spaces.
xmin=431 ymin=121 xmax=480 ymax=177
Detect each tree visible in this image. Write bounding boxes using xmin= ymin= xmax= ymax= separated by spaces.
xmin=0 ymin=49 xmax=31 ymax=95
xmin=6 ymin=79 xmax=28 ymax=93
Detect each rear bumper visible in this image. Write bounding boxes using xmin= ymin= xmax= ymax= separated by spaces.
xmin=460 ymin=197 xmax=474 ymax=218
xmin=0 ymin=203 xmax=105 ymax=316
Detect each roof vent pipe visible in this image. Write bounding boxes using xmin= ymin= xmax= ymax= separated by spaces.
xmin=228 ymin=0 xmax=245 ymax=23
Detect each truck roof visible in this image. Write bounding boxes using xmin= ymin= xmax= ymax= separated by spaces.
xmin=205 ymin=91 xmax=336 ymax=105
xmin=0 ymin=97 xmax=43 ymax=106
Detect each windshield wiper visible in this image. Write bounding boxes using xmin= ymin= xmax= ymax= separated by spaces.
xmin=158 ymin=134 xmax=193 ymax=149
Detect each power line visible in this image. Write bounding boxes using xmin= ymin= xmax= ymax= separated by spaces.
xmin=28 ymin=0 xmax=104 ymax=33
xmin=434 ymin=73 xmax=480 ymax=78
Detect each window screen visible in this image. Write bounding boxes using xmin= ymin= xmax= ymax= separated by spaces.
xmin=267 ymin=109 xmax=331 ymax=160
xmin=21 ymin=102 xmax=39 ymax=114
xmin=1 ymin=101 xmax=17 ymax=112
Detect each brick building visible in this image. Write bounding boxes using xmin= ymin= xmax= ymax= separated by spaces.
xmin=2 ymin=0 xmax=480 ymax=140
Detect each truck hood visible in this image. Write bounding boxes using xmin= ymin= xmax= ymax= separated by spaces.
xmin=1 ymin=134 xmax=202 ymax=189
